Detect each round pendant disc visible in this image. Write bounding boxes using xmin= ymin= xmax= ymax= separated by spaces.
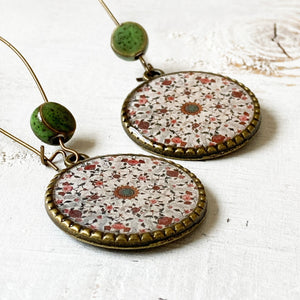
xmin=46 ymin=154 xmax=206 ymax=249
xmin=122 ymin=71 xmax=261 ymax=160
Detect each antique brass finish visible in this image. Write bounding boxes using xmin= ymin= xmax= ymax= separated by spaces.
xmin=0 ymin=36 xmax=85 ymax=171
xmin=121 ymin=71 xmax=261 ymax=160
xmin=45 ymin=154 xmax=207 ymax=250
xmin=0 ymin=36 xmax=48 ymax=103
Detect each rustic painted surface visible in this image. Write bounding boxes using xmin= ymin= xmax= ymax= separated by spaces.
xmin=0 ymin=0 xmax=299 ymax=299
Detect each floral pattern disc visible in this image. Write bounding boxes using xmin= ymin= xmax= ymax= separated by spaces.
xmin=50 ymin=155 xmax=205 ymax=241
xmin=122 ymin=71 xmax=260 ymax=159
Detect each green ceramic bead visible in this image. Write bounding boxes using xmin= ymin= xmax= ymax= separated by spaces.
xmin=111 ymin=22 xmax=148 ymax=61
xmin=30 ymin=102 xmax=76 ymax=145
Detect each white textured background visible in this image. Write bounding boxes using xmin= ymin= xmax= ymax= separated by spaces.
xmin=0 ymin=0 xmax=299 ymax=299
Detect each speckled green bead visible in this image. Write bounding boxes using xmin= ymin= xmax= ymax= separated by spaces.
xmin=111 ymin=22 xmax=148 ymax=61
xmin=30 ymin=102 xmax=76 ymax=145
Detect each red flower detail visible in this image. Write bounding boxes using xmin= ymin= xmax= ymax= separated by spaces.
xmin=180 ymin=141 xmax=187 ymax=147
xmin=90 ymin=194 xmax=100 ymax=200
xmin=104 ymin=226 xmax=111 ymax=231
xmin=112 ymin=223 xmax=125 ymax=230
xmin=127 ymin=159 xmax=139 ymax=165
xmin=171 ymin=137 xmax=182 ymax=144
xmin=232 ymin=91 xmax=243 ymax=98
xmin=158 ymin=217 xmax=173 ymax=226
xmin=164 ymin=138 xmax=170 ymax=144
xmin=84 ymin=165 xmax=96 ymax=170
xmin=63 ymin=184 xmax=73 ymax=193
xmin=244 ymin=111 xmax=249 ymax=116
xmin=192 ymin=123 xmax=200 ymax=129
xmin=198 ymin=77 xmax=211 ymax=84
xmin=216 ymin=104 xmax=222 ymax=109
xmin=139 ymin=95 xmax=148 ymax=104
xmin=113 ymin=174 xmax=120 ymax=179
xmin=106 ymin=205 xmax=113 ymax=211
xmin=138 ymin=121 xmax=149 ymax=129
xmin=94 ymin=181 xmax=103 ymax=186
xmin=167 ymin=96 xmax=174 ymax=101
xmin=153 ymin=186 xmax=160 ymax=190
xmin=182 ymin=194 xmax=192 ymax=201
xmin=159 ymin=108 xmax=168 ymax=113
xmin=212 ymin=135 xmax=226 ymax=143
xmin=132 ymin=207 xmax=141 ymax=213
xmin=239 ymin=115 xmax=248 ymax=122
xmin=69 ymin=210 xmax=82 ymax=218
xmin=124 ymin=227 xmax=131 ymax=232
xmin=150 ymin=200 xmax=157 ymax=204
xmin=171 ymin=119 xmax=177 ymax=124
xmin=167 ymin=170 xmax=179 ymax=177
xmin=162 ymin=80 xmax=172 ymax=85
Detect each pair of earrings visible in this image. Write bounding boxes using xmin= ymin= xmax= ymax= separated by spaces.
xmin=0 ymin=1 xmax=260 ymax=250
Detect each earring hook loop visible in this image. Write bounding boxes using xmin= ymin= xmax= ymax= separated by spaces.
xmin=0 ymin=37 xmax=84 ymax=171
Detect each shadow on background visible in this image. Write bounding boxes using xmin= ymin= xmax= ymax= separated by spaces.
xmin=67 ymin=137 xmax=97 ymax=154
xmin=223 ymin=106 xmax=277 ymax=159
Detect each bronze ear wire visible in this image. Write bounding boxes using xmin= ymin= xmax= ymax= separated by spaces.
xmin=0 ymin=36 xmax=86 ymax=171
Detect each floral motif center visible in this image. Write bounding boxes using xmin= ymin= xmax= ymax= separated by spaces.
xmin=114 ymin=186 xmax=138 ymax=199
xmin=181 ymin=102 xmax=203 ymax=115
xmin=52 ymin=155 xmax=200 ymax=235
xmin=124 ymin=71 xmax=255 ymax=148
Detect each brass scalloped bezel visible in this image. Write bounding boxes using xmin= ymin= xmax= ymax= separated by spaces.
xmin=121 ymin=71 xmax=261 ymax=160
xmin=45 ymin=154 xmax=207 ymax=250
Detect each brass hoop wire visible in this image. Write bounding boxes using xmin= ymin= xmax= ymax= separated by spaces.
xmin=0 ymin=36 xmax=48 ymax=103
xmin=0 ymin=36 xmax=81 ymax=171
